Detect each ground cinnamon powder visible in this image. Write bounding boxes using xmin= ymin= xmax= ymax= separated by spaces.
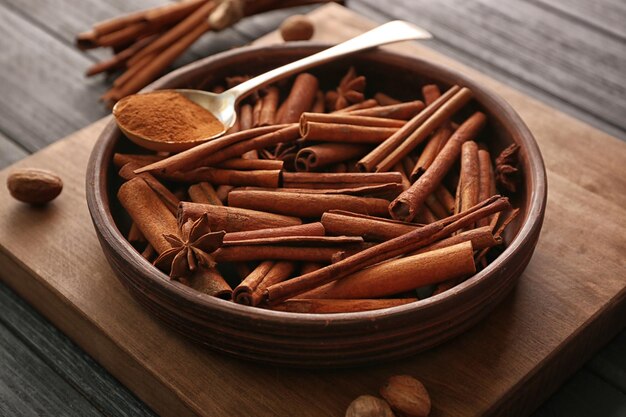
xmin=114 ymin=91 xmax=224 ymax=142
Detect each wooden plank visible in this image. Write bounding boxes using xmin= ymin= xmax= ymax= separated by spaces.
xmin=532 ymin=370 xmax=626 ymax=417
xmin=350 ymin=0 xmax=626 ymax=142
xmin=0 ymin=5 xmax=625 ymax=416
xmin=0 ymin=282 xmax=156 ymax=417
xmin=0 ymin=132 xmax=28 ymax=169
xmin=530 ymin=0 xmax=626 ymax=40
xmin=0 ymin=323 xmax=104 ymax=417
xmin=0 ymin=5 xmax=108 ymax=151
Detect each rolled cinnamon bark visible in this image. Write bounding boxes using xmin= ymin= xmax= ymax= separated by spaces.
xmin=301 ymin=122 xmax=398 ymax=144
xmin=228 ymin=190 xmax=390 ymax=218
xmin=259 ymin=87 xmax=280 ymax=126
xmin=235 ymin=183 xmax=404 ymax=200
xmin=188 ymin=182 xmax=222 ymax=205
xmin=411 ymin=125 xmax=453 ymax=180
xmin=347 ymin=100 xmax=425 ymax=120
xmin=234 ymin=261 xmax=295 ymax=306
xmin=302 ymin=242 xmax=475 ymax=299
xmin=282 ymin=172 xmax=402 ymax=189
xmin=239 ymin=104 xmax=253 ymax=131
xmin=265 ymin=195 xmax=510 ymax=303
xmin=223 ymin=223 xmax=325 ymax=242
xmin=375 ymin=87 xmax=473 ymax=172
xmin=373 ymin=92 xmax=401 ymax=106
xmin=276 ymin=73 xmax=319 ymax=124
xmin=252 ymin=98 xmax=263 ymax=127
xmin=215 ymin=158 xmax=284 ymax=170
xmin=156 ymin=168 xmax=281 ymax=188
xmin=188 ymin=266 xmax=233 ymax=300
xmin=412 ymin=226 xmax=500 ymax=254
xmin=118 ymin=162 xmax=179 ymax=214
xmin=179 ymin=202 xmax=301 ymax=232
xmin=213 ymin=245 xmax=355 ymax=263
xmin=135 ymin=124 xmax=288 ymax=175
xmin=300 ymin=112 xmax=405 ymax=128
xmin=357 ymin=86 xmax=461 ymax=172
xmin=459 ymin=141 xmax=480 ymax=228
xmin=295 ymin=143 xmax=370 ymax=172
xmin=477 ymin=147 xmax=496 ymax=227
xmin=321 ymin=210 xmax=420 ymax=242
xmin=336 ymin=99 xmax=378 ymax=113
xmin=435 ymin=185 xmax=456 ymax=214
xmin=201 ymin=125 xmax=301 ymax=166
xmin=128 ymin=0 xmax=217 ymax=64
xmin=118 ymin=177 xmax=179 ymax=254
xmin=389 ymin=112 xmax=487 ymax=222
xmin=269 ymin=298 xmax=417 ymax=313
xmin=223 ymin=235 xmax=363 ymax=247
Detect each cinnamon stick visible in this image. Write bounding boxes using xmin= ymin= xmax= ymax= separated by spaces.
xmin=270 ymin=298 xmax=417 ymax=313
xmin=228 ymin=190 xmax=390 ymax=218
xmin=188 ymin=182 xmax=222 ymax=205
xmin=179 ymin=202 xmax=301 ymax=232
xmin=118 ymin=177 xmax=179 ymax=254
xmin=118 ymin=162 xmax=179 ymax=214
xmin=276 ymin=73 xmax=319 ymax=123
xmin=130 ymin=1 xmax=217 ymax=65
xmin=477 ymin=147 xmax=496 ymax=227
xmin=236 ymin=183 xmax=403 ymax=200
xmin=224 ymin=222 xmax=325 ymax=242
xmin=375 ymin=87 xmax=473 ymax=172
xmin=135 ymin=124 xmax=289 ymax=174
xmin=336 ymin=99 xmax=379 ymax=113
xmin=412 ymin=226 xmax=500 ymax=254
xmin=301 ymin=122 xmax=398 ymax=144
xmin=411 ymin=125 xmax=453 ymax=180
xmin=389 ymin=112 xmax=487 ymax=222
xmin=321 ymin=210 xmax=420 ymax=242
xmin=347 ymin=100 xmax=425 ymax=120
xmin=239 ymin=104 xmax=253 ymax=131
xmin=156 ymin=168 xmax=281 ymax=188
xmin=113 ymin=153 xmax=164 ymax=168
xmin=234 ymin=261 xmax=296 ymax=306
xmin=295 ymin=143 xmax=370 ymax=172
xmin=458 ymin=141 xmax=480 ymax=227
xmin=215 ymin=158 xmax=284 ymax=171
xmin=302 ymin=242 xmax=475 ymax=299
xmin=373 ymin=93 xmax=401 ymax=106
xmin=265 ymin=195 xmax=510 ymax=303
xmin=213 ymin=245 xmax=356 ymax=263
xmin=357 ymin=86 xmax=461 ymax=172
xmin=282 ymin=172 xmax=402 ymax=189
xmin=259 ymin=87 xmax=280 ymax=126
xmin=300 ymin=112 xmax=405 ymax=128
xmin=188 ymin=266 xmax=233 ymax=300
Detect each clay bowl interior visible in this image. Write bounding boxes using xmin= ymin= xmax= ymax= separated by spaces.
xmin=86 ymin=43 xmax=547 ymax=367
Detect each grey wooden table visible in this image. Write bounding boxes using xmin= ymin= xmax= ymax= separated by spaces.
xmin=1 ymin=1 xmax=625 ymax=416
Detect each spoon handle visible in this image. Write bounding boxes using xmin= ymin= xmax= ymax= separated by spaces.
xmin=226 ymin=20 xmax=431 ymax=100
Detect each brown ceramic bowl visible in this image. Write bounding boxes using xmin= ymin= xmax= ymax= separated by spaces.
xmin=86 ymin=43 xmax=547 ymax=367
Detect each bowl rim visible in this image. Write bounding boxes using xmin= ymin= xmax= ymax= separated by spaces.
xmin=86 ymin=42 xmax=547 ymax=327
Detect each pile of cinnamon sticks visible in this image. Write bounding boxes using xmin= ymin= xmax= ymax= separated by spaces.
xmin=115 ymin=66 xmax=520 ymax=314
xmin=76 ymin=0 xmax=341 ymax=105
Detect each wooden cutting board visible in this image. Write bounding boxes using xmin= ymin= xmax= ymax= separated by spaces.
xmin=1 ymin=4 xmax=624 ymax=417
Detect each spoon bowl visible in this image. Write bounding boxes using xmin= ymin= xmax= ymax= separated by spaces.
xmin=111 ymin=20 xmax=432 ymax=151
xmin=112 ymin=89 xmax=237 ymax=152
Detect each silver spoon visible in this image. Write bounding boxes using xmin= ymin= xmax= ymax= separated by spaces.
xmin=113 ymin=20 xmax=432 ymax=152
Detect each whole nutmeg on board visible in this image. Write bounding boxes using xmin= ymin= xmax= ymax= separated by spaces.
xmin=345 ymin=395 xmax=395 ymax=417
xmin=280 ymin=15 xmax=314 ymax=41
xmin=380 ymin=375 xmax=431 ymax=417
xmin=7 ymin=168 xmax=63 ymax=205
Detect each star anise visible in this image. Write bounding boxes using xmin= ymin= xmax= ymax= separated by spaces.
xmin=325 ymin=66 xmax=366 ymax=111
xmin=153 ymin=214 xmax=225 ymax=279
xmin=495 ymin=143 xmax=521 ymax=193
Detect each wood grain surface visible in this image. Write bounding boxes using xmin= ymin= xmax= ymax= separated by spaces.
xmin=0 ymin=4 xmax=624 ymax=416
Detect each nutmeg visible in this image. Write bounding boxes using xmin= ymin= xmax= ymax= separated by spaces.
xmin=7 ymin=168 xmax=63 ymax=204
xmin=380 ymin=375 xmax=431 ymax=417
xmin=345 ymin=395 xmax=395 ymax=417
xmin=279 ymin=15 xmax=314 ymax=42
